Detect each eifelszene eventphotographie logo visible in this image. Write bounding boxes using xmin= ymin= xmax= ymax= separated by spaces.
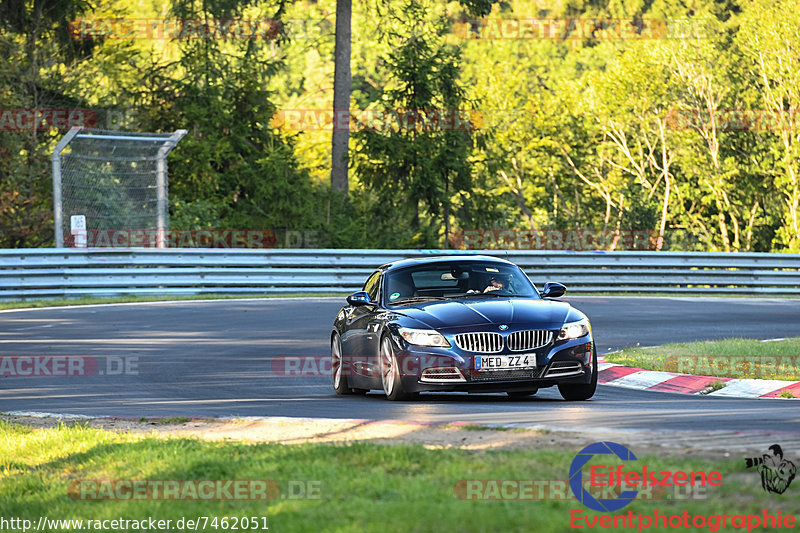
xmin=569 ymin=441 xmax=722 ymax=512
xmin=745 ymin=445 xmax=796 ymax=495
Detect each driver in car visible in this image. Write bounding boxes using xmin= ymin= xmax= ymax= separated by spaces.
xmin=484 ymin=275 xmax=508 ymax=293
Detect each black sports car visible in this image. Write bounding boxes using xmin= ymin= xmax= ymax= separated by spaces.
xmin=330 ymin=255 xmax=597 ymax=401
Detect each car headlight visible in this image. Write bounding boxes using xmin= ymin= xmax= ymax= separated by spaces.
xmin=558 ymin=319 xmax=590 ymax=340
xmin=398 ymin=327 xmax=450 ymax=347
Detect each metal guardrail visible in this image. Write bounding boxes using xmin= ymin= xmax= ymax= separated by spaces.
xmin=1 ymin=249 xmax=800 ymax=300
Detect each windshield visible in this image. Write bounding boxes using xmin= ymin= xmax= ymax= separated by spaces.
xmin=383 ymin=261 xmax=539 ymax=305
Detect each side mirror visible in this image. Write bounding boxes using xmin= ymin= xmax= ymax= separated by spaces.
xmin=540 ymin=282 xmax=566 ymax=299
xmin=346 ymin=291 xmax=373 ymax=306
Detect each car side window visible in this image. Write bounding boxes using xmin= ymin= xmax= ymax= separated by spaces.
xmin=363 ymin=271 xmax=381 ymax=302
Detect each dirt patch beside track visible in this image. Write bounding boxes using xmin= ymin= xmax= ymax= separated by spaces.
xmin=5 ymin=413 xmax=798 ymax=458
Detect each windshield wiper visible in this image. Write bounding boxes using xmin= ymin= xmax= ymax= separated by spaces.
xmin=391 ymin=296 xmax=449 ymax=305
xmin=452 ymin=291 xmax=512 ymax=298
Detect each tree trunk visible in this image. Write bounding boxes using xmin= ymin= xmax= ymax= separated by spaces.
xmin=330 ymin=0 xmax=351 ymax=194
xmin=443 ymin=178 xmax=451 ymax=249
xmin=655 ymin=119 xmax=671 ymax=251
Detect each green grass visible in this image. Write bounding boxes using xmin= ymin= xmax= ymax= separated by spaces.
xmin=699 ymin=380 xmax=728 ymax=395
xmin=155 ymin=417 xmax=191 ymax=425
xmin=135 ymin=416 xmax=196 ymax=425
xmin=0 ymin=293 xmax=345 ymax=311
xmin=0 ymin=421 xmax=790 ymax=532
xmin=446 ymin=424 xmax=510 ymax=431
xmin=605 ymin=337 xmax=800 ymax=380
xmin=566 ymin=292 xmax=800 ymax=298
xmin=452 ymin=424 xmax=531 ymax=433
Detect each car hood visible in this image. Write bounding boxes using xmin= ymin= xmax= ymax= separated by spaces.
xmin=393 ymin=298 xmax=575 ymax=331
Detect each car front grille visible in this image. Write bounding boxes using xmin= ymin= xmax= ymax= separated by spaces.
xmin=454 ymin=330 xmax=554 ymax=353
xmin=454 ymin=332 xmax=503 ymax=353
xmin=507 ymin=329 xmax=553 ymax=351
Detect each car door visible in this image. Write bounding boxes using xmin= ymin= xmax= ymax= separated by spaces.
xmin=341 ymin=271 xmax=382 ymax=381
xmin=361 ymin=273 xmax=386 ymax=381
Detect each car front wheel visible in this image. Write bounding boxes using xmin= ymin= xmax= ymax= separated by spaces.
xmin=380 ymin=335 xmax=415 ymax=401
xmin=557 ymin=350 xmax=597 ymax=401
xmin=332 ymin=333 xmax=359 ymax=395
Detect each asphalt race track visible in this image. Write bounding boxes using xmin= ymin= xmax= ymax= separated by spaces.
xmin=1 ymin=296 xmax=800 ymax=434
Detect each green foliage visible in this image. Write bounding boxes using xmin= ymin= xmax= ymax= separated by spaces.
xmin=2 ymin=0 xmax=800 ymax=251
xmin=0 ymin=0 xmax=92 ymax=247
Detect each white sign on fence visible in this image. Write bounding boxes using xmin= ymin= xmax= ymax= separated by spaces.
xmin=70 ymin=214 xmax=87 ymax=248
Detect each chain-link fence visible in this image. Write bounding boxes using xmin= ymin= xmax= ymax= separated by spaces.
xmin=52 ymin=127 xmax=186 ymax=248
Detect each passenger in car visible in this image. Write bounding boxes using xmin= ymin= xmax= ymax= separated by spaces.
xmin=386 ymin=272 xmax=416 ymax=301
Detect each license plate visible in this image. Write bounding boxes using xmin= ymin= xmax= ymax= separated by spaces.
xmin=475 ymin=354 xmax=536 ymax=372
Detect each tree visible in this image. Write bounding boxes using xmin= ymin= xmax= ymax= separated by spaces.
xmin=0 ymin=0 xmax=91 ymax=247
xmin=739 ymin=0 xmax=800 ymax=251
xmin=352 ymin=0 xmax=476 ymax=248
xmin=584 ymin=42 xmax=682 ymax=251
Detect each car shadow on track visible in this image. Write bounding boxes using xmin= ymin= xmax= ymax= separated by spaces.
xmin=354 ymin=392 xmax=566 ymax=403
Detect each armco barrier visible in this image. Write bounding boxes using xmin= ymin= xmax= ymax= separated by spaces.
xmin=1 ymin=249 xmax=800 ymax=300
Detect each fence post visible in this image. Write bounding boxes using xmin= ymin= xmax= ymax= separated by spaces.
xmin=155 ymin=129 xmax=187 ymax=248
xmin=51 ymin=126 xmax=83 ymax=248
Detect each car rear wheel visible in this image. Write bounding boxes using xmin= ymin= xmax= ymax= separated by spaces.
xmin=506 ymin=389 xmax=538 ymax=398
xmin=380 ymin=335 xmax=414 ymax=401
xmin=557 ymin=351 xmax=597 ymax=401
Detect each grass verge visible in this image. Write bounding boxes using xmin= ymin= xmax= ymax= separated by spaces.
xmin=0 ymin=420 xmax=789 ymax=532
xmin=2 ymin=292 xmax=797 ymax=312
xmin=566 ymin=292 xmax=800 ymax=298
xmin=605 ymin=337 xmax=800 ymax=380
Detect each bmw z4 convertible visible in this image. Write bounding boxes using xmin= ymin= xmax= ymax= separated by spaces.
xmin=331 ymin=255 xmax=596 ymax=401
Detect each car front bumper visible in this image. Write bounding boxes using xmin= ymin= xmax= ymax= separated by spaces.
xmin=388 ymin=331 xmax=595 ymax=393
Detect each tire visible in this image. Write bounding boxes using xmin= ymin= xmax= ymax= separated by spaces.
xmin=332 ymin=333 xmax=358 ymax=395
xmin=380 ymin=334 xmax=415 ymax=401
xmin=506 ymin=389 xmax=538 ymax=398
xmin=557 ymin=350 xmax=598 ymax=401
